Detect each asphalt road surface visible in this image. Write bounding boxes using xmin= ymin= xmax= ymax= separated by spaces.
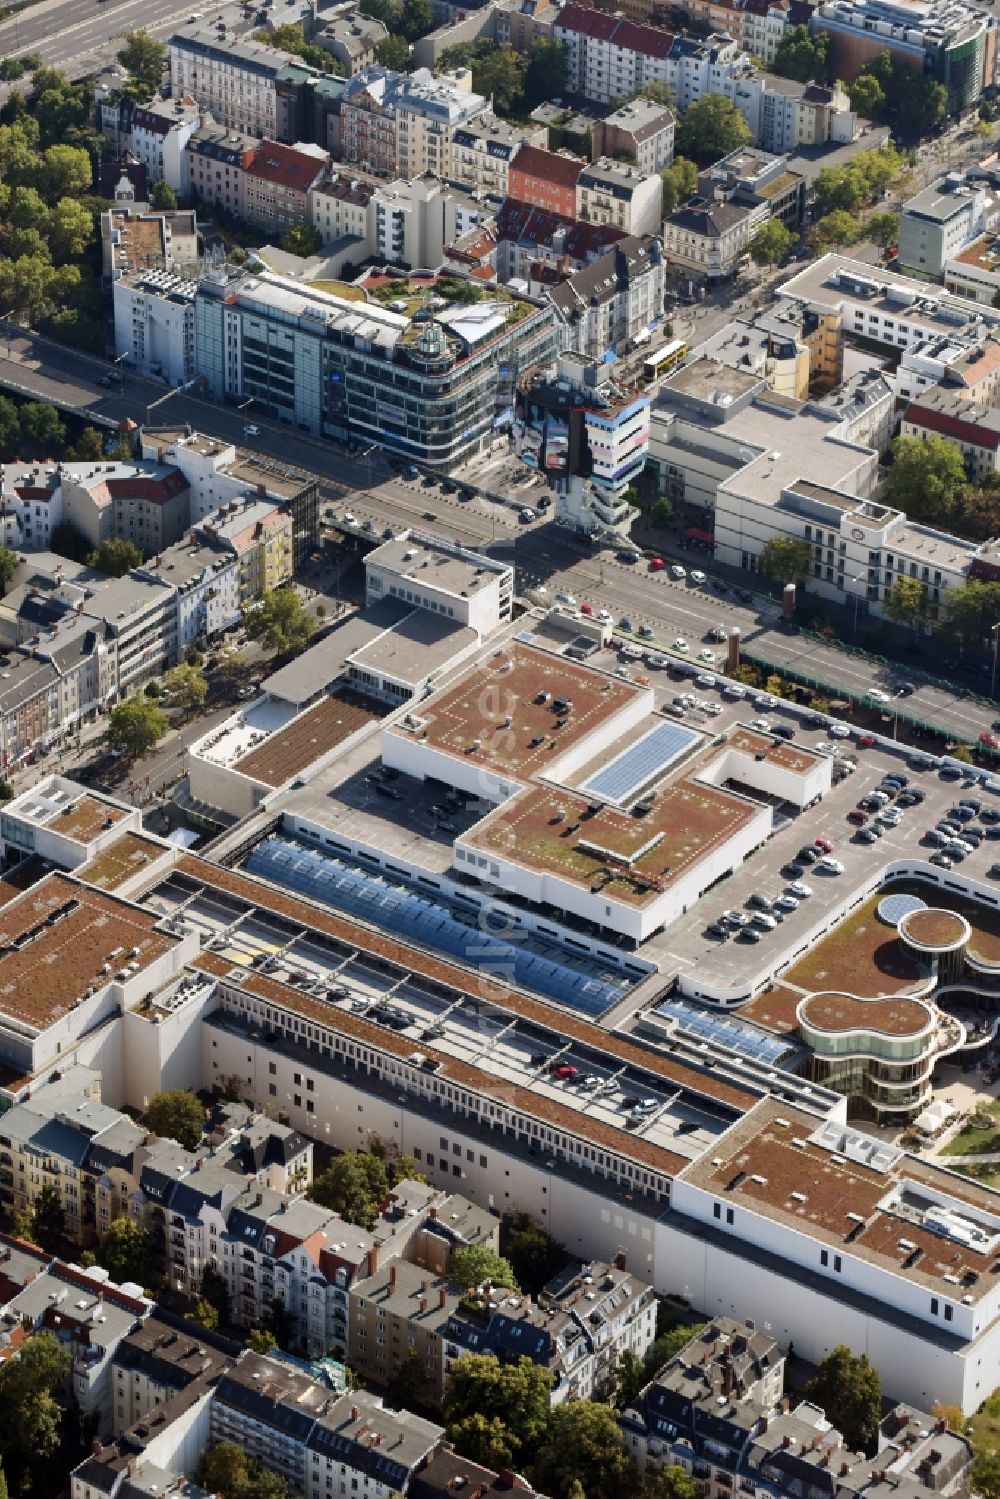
xmin=0 ymin=0 xmax=196 ymax=76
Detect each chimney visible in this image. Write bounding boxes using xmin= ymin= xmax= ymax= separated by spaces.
xmin=422 ymin=1279 xmax=429 ymax=1293
xmin=92 ymin=1440 xmax=103 ymax=1457
xmin=782 ymin=1395 xmax=791 ymax=1413
xmin=369 ymin=1243 xmax=379 ymax=1275
xmin=420 ymin=1297 xmax=427 ymax=1313
xmin=812 ymin=1433 xmax=823 ymax=1450
xmin=429 ymin=1205 xmax=438 ymax=1219
xmin=614 ymin=1250 xmax=627 ymax=1271
xmin=841 ymin=1463 xmax=851 ymax=1477
xmin=782 ymin=1436 xmax=792 ymax=1449
xmin=351 ymin=1406 xmax=360 ymax=1423
xmin=759 ymin=1415 xmax=769 ymax=1433
xmin=439 ymin=1286 xmax=447 ymax=1309
xmin=389 ymin=1265 xmax=397 ymax=1290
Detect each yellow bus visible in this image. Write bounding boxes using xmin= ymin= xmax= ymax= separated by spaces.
xmin=643 ymin=338 xmax=689 ymax=382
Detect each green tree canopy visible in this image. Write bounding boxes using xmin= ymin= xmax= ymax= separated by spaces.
xmin=757 ymin=536 xmax=813 ymax=584
xmin=51 ymin=519 xmax=91 ymax=561
xmin=638 ymin=79 xmax=676 ymax=106
xmin=216 ymin=645 xmax=248 ymax=684
xmin=771 ymin=25 xmax=830 ymax=82
xmin=661 ymin=155 xmax=698 ymax=213
xmin=309 ymin=1150 xmax=389 ymax=1229
xmin=895 ymin=72 xmax=946 ymax=133
xmin=163 ymin=661 xmax=208 ymax=712
xmin=531 ymin=1401 xmax=629 ymax=1499
xmin=942 ymin=578 xmax=1000 ymax=647
xmin=89 ymin=537 xmax=142 ymax=577
xmin=375 ymin=34 xmax=411 ymax=70
xmin=146 ymin=1089 xmax=204 ymax=1150
xmin=846 ymin=71 xmax=886 ymax=118
xmin=448 ymin=1413 xmax=517 ymax=1470
xmin=643 ymin=1467 xmax=701 ymax=1499
xmin=196 ymin=1441 xmax=289 ymax=1499
xmin=886 ymin=433 xmax=967 ymax=525
xmin=804 ymin=1345 xmax=882 ymax=1454
xmin=48 ymin=197 xmax=93 ymax=262
xmin=30 ymin=1184 xmax=65 ymax=1252
xmin=100 ymin=1217 xmax=151 ymax=1285
xmin=815 ymin=209 xmax=861 ymax=247
xmin=675 ymin=94 xmax=751 ymax=164
xmin=503 ymin=1217 xmax=568 ymax=1296
xmin=247 ymin=1328 xmax=278 ymax=1355
xmin=42 ymin=143 xmax=92 ymax=199
xmin=280 ymin=223 xmax=322 ymax=257
xmin=0 ymin=1333 xmax=71 ymax=1493
xmin=523 ymin=38 xmax=568 ymax=108
xmin=254 ymin=22 xmax=345 ymax=73
xmin=402 ymin=0 xmax=433 ymax=39
xmin=866 ymin=209 xmax=900 ymax=249
xmin=612 ymin=1348 xmax=648 ymax=1409
xmin=116 ymin=29 xmax=168 ymax=94
xmin=68 ymin=426 xmax=107 ymax=461
xmin=883 ymin=575 xmax=928 ymax=632
xmin=245 ymin=587 xmax=315 ymax=654
xmin=449 ymin=1244 xmax=518 ymax=1290
xmin=749 ymin=219 xmax=795 ymax=266
xmin=108 ymin=696 xmax=168 ymax=758
xmin=444 ymin=1354 xmax=553 ymax=1466
xmin=191 ymin=1297 xmax=220 ymax=1330
xmin=19 ymin=400 xmax=65 ymax=452
xmin=0 ymin=546 xmax=17 ymax=595
xmin=151 ymin=179 xmax=178 ymax=211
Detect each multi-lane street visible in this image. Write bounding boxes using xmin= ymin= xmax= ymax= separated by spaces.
xmin=0 ymin=0 xmax=196 ymax=77
xmin=0 ymin=323 xmax=997 ymax=748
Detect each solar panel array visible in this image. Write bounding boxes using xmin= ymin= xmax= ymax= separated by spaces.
xmin=245 ymin=837 xmax=627 ymax=1015
xmin=655 ymin=998 xmax=794 ymax=1066
xmin=580 ymin=720 xmax=700 ymax=803
xmin=876 ymin=893 xmax=927 ymax=927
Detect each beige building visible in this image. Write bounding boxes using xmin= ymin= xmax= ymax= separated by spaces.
xmin=198 ymin=498 xmax=294 ymax=605
xmin=592 ymin=97 xmax=675 ymax=174
xmin=309 ymin=168 xmax=378 ymax=246
xmin=244 ymin=140 xmax=329 ymax=234
xmin=61 ymin=459 xmax=191 ymax=555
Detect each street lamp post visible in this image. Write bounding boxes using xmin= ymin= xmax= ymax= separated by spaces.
xmin=992 ymin=622 xmax=1000 ymax=701
xmin=849 ymin=574 xmax=865 ymax=640
xmin=113 ymin=351 xmax=128 ymax=396
xmin=2 ymin=309 xmax=17 ymax=359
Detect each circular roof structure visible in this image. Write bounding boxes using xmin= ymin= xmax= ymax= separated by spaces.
xmin=898 ymin=906 xmax=971 ymax=952
xmin=877 ymin=893 xmax=926 ymax=926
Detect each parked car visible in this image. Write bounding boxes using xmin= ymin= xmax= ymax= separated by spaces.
xmin=670 ymin=564 xmax=686 ymax=580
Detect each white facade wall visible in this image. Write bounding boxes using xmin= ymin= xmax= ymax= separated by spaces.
xmin=168 ymin=39 xmax=280 ymax=137
xmin=113 ymin=278 xmax=197 ymax=386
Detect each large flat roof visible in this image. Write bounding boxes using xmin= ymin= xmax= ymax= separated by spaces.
xmin=234 ymin=690 xmax=385 ymax=788
xmin=679 ymin=1098 xmax=1000 ymax=1303
xmin=76 ymin=833 xmax=173 ymax=893
xmin=385 ymin=641 xmax=645 ymax=781
xmin=0 ymin=874 xmax=177 ymax=1030
xmin=43 ymin=794 xmax=128 ymax=843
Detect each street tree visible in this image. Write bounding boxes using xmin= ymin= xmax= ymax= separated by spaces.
xmin=444 ymin=1354 xmax=553 ymax=1465
xmin=309 ymin=1150 xmax=389 ymax=1229
xmin=146 ymin=1089 xmax=205 ymax=1149
xmin=163 ymin=661 xmax=208 ymax=713
xmin=90 ymin=537 xmax=142 ymax=577
xmin=771 ymin=25 xmax=829 ymax=81
xmin=814 ymin=210 xmax=861 ymax=248
xmin=245 ymin=587 xmax=315 ymax=654
xmin=757 ymin=536 xmax=813 ymax=584
xmin=402 ymin=0 xmax=433 ymax=38
xmin=116 ymin=30 xmax=168 ymax=95
xmin=449 ymin=1244 xmax=518 ymax=1290
xmin=68 ymin=426 xmax=106 ymax=461
xmin=886 ymin=433 xmax=967 ymax=525
xmin=200 ymin=1264 xmax=230 ymax=1322
xmin=652 ymin=497 xmax=674 ymax=528
xmin=449 ymin=1414 xmax=517 ymax=1470
xmin=48 ymin=196 xmax=93 ymax=261
xmin=883 ymin=575 xmax=928 ymax=633
xmin=375 ymin=34 xmax=411 ymax=69
xmin=100 ymin=1217 xmax=151 ymax=1284
xmin=216 ymin=646 xmax=247 ymax=685
xmin=0 ymin=1333 xmax=70 ymax=1493
xmin=191 ymin=1298 xmax=220 ymax=1330
xmin=531 ymin=1400 xmax=629 ymax=1499
xmin=943 ymin=579 xmax=1000 ymax=648
xmin=675 ymin=94 xmax=751 ymax=164
xmin=896 ymin=73 xmax=946 ymax=133
xmin=973 ymin=1452 xmax=1000 ymax=1499
xmin=749 ymin=219 xmax=795 ymax=266
xmin=804 ymin=1345 xmax=882 ymax=1454
xmin=866 ymin=210 xmax=900 ymax=249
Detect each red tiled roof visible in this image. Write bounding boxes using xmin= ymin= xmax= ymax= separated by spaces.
xmin=14 ymin=487 xmax=57 ymax=503
xmin=510 ymin=144 xmax=584 ymax=190
xmin=496 ymin=199 xmax=625 ymax=260
xmin=555 ymin=2 xmax=674 ymax=56
xmin=905 ymin=400 xmax=1000 ymax=451
xmin=246 ymin=139 xmax=327 ymax=193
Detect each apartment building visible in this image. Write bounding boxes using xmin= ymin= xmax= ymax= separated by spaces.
xmin=113 ymin=270 xmax=198 ymax=387
xmin=128 ymin=95 xmax=203 ymax=192
xmin=545 ymin=236 xmax=666 ymax=358
xmin=697 ymin=146 xmax=807 ymax=230
xmin=810 ymin=0 xmax=994 ymax=110
xmin=553 ymin=4 xmax=679 ymax=104
xmin=5 ymin=1260 xmax=154 ymax=1438
xmin=60 ymin=460 xmax=191 ymax=555
xmin=211 ymin=1356 xmax=443 ymax=1499
xmin=244 ymin=140 xmax=329 ymax=234
xmin=901 ymin=385 xmax=1000 ymax=479
xmin=339 ymin=65 xmax=488 ymax=179
xmin=143 ymin=535 xmax=241 ymax=650
xmin=197 ymin=498 xmax=294 ymax=605
xmin=592 ymin=96 xmax=675 ymax=173
xmin=370 ymin=175 xmax=490 ymax=270
xmin=309 ymin=168 xmax=378 ymax=247
xmin=577 ymin=158 xmax=663 ymax=237
xmin=110 ymin=1310 xmax=236 ymax=1439
xmin=365 ymin=531 xmax=513 ymax=635
xmin=508 ymin=144 xmax=583 ymax=216
xmin=314 ymin=5 xmax=389 ymax=73
xmin=100 ymin=206 xmax=199 ymax=283
xmin=663 ymin=197 xmax=765 ymax=280
xmin=183 ymin=124 xmax=258 ymax=217
xmin=450 ymin=114 xmax=539 ymax=198
xmin=168 ymin=30 xmax=298 ymax=139
xmin=623 ymin=1317 xmax=785 ymax=1479
xmin=194 ymin=267 xmax=558 ymax=468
